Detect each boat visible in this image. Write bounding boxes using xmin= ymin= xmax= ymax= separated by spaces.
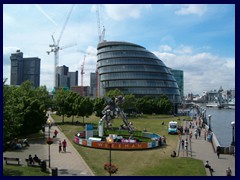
xmin=206 ymin=103 xmax=219 ymax=108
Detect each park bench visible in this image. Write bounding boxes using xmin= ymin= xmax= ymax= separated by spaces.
xmin=4 ymin=157 xmax=21 ymax=165
xmin=25 ymin=159 xmax=41 ymax=167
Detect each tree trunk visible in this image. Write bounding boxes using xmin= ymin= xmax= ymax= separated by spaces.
xmin=82 ymin=116 xmax=85 ymax=124
xmin=72 ymin=116 xmax=74 ymax=124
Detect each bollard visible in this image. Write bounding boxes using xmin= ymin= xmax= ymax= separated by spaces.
xmin=51 ymin=167 xmax=58 ymax=176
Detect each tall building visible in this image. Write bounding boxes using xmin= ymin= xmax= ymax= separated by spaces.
xmin=56 ymin=65 xmax=78 ymax=89
xmin=97 ymin=41 xmax=181 ymax=104
xmin=10 ymin=50 xmax=40 ymax=88
xmin=170 ymin=69 xmax=184 ymax=98
xmin=90 ymin=72 xmax=97 ymax=97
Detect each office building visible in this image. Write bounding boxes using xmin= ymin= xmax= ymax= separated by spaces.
xmin=97 ymin=41 xmax=181 ymax=104
xmin=10 ymin=50 xmax=40 ymax=88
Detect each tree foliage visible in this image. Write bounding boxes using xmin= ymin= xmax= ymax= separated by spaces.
xmin=3 ymin=80 xmax=50 ymax=148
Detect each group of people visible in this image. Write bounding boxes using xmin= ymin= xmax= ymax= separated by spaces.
xmin=28 ymin=154 xmax=41 ymax=165
xmin=58 ymin=139 xmax=67 ymax=153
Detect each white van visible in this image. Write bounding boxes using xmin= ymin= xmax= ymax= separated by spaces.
xmin=168 ymin=121 xmax=178 ymax=134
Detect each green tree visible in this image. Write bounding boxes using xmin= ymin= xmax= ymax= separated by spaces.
xmin=76 ymin=97 xmax=93 ymax=124
xmin=93 ymin=97 xmax=105 ymax=117
xmin=105 ymin=89 xmax=123 ymax=98
xmin=65 ymin=91 xmax=79 ymax=124
xmin=54 ymin=89 xmax=70 ymax=123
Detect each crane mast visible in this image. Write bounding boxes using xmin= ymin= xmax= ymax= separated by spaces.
xmin=96 ymin=5 xmax=105 ymax=43
xmin=81 ymin=55 xmax=86 ymax=96
xmin=47 ymin=5 xmax=75 ymax=89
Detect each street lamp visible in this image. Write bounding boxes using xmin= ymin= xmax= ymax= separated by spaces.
xmin=106 ymin=135 xmax=114 ymax=176
xmin=231 ymin=121 xmax=235 ymax=146
xmin=208 ymin=114 xmax=212 ymax=130
xmin=46 ymin=118 xmax=52 ymax=168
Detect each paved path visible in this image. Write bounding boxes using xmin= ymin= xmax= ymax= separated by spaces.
xmin=3 ymin=114 xmax=94 ymax=176
xmin=177 ymin=118 xmax=235 ymax=176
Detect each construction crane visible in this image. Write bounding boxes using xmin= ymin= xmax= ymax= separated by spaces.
xmin=46 ymin=4 xmax=75 ymax=89
xmin=96 ymin=5 xmax=105 ymax=43
xmin=80 ymin=55 xmax=86 ymax=96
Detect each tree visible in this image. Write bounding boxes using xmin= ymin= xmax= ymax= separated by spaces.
xmin=105 ymin=89 xmax=123 ymax=98
xmin=76 ymin=97 xmax=93 ymax=124
xmin=54 ymin=89 xmax=70 ymax=123
xmin=93 ymin=97 xmax=105 ymax=117
xmin=65 ymin=91 xmax=79 ymax=124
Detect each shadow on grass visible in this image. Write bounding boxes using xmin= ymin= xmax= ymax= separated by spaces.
xmin=3 ymin=168 xmax=23 ymax=176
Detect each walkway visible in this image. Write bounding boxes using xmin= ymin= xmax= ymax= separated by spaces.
xmin=177 ymin=118 xmax=235 ymax=176
xmin=3 ymin=114 xmax=94 ymax=176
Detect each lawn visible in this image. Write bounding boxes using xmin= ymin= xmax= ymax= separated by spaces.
xmin=52 ymin=114 xmax=206 ymax=176
xmin=3 ymin=165 xmax=50 ymax=176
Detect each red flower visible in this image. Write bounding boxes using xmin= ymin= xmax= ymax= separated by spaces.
xmin=46 ymin=138 xmax=54 ymax=145
xmin=104 ymin=163 xmax=118 ymax=174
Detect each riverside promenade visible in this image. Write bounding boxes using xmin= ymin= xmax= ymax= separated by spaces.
xmin=177 ymin=117 xmax=235 ymax=176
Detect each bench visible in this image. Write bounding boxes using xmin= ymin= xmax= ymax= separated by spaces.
xmin=4 ymin=157 xmax=21 ymax=165
xmin=25 ymin=159 xmax=41 ymax=167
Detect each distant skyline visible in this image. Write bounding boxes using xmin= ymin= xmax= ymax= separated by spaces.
xmin=3 ymin=4 xmax=235 ymax=95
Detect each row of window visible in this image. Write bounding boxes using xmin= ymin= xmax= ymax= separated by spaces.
xmin=98 ymin=45 xmax=147 ymax=53
xmin=100 ymin=72 xmax=176 ymax=81
xmin=101 ymin=79 xmax=178 ymax=88
xmin=98 ymin=65 xmax=171 ymax=74
xmin=97 ymin=50 xmax=157 ymax=60
xmin=97 ymin=57 xmax=165 ymax=67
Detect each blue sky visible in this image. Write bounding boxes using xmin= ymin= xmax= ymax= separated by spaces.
xmin=3 ymin=4 xmax=235 ymax=95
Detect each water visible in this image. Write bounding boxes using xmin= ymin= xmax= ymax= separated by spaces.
xmin=190 ymin=107 xmax=235 ymax=147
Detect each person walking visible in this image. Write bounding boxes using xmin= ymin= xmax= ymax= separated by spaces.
xmin=216 ymin=146 xmax=221 ymax=158
xmin=58 ymin=140 xmax=62 ymax=153
xmin=62 ymin=139 xmax=67 ymax=152
xmin=181 ymin=139 xmax=185 ymax=149
xmin=226 ymin=167 xmax=232 ymax=176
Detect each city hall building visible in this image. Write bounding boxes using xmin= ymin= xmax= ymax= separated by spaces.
xmin=97 ymin=41 xmax=181 ymax=105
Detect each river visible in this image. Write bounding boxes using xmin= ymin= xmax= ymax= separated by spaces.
xmin=190 ymin=107 xmax=235 ymax=147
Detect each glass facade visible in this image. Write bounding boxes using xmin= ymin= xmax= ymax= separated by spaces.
xmin=97 ymin=41 xmax=181 ymax=103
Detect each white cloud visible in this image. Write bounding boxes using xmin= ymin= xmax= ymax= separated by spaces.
xmin=159 ymin=45 xmax=172 ymax=52
xmin=104 ymin=4 xmax=151 ymax=20
xmin=175 ymin=44 xmax=193 ymax=54
xmin=153 ymin=49 xmax=235 ymax=95
xmin=175 ymin=4 xmax=207 ymax=16
xmin=3 ymin=12 xmax=14 ymax=25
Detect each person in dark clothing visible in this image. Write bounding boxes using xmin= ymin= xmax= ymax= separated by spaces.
xmin=216 ymin=146 xmax=221 ymax=158
xmin=205 ymin=161 xmax=214 ymax=172
xmin=28 ymin=155 xmax=34 ymax=165
xmin=33 ymin=154 xmax=41 ymax=164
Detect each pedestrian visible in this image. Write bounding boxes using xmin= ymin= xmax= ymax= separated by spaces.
xmin=198 ymin=127 xmax=201 ymax=137
xmin=181 ymin=139 xmax=184 ymax=149
xmin=216 ymin=146 xmax=221 ymax=158
xmin=194 ymin=130 xmax=198 ymax=139
xmin=205 ymin=161 xmax=214 ymax=172
xmin=62 ymin=139 xmax=67 ymax=152
xmin=54 ymin=130 xmax=58 ymax=138
xmin=226 ymin=167 xmax=232 ymax=176
xmin=185 ymin=139 xmax=188 ymax=150
xmin=58 ymin=140 xmax=62 ymax=153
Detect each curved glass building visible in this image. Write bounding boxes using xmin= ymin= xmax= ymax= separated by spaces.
xmin=97 ymin=41 xmax=181 ymax=103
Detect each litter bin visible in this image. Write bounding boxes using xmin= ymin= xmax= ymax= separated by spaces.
xmin=40 ymin=160 xmax=47 ymax=172
xmin=52 ymin=167 xmax=58 ymax=176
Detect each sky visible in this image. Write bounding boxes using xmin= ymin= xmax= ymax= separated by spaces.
xmin=3 ymin=4 xmax=235 ymax=95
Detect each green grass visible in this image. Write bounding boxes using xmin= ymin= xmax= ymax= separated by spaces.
xmin=3 ymin=165 xmax=50 ymax=176
xmin=52 ymin=114 xmax=205 ymax=176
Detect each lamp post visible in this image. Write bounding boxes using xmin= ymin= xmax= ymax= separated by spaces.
xmin=47 ymin=118 xmax=52 ymax=168
xmin=106 ymin=135 xmax=114 ymax=176
xmin=231 ymin=121 xmax=235 ymax=146
xmin=208 ymin=114 xmax=212 ymax=130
